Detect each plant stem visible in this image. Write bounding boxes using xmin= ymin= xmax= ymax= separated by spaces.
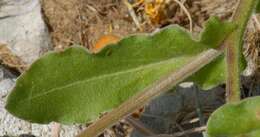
xmin=226 ymin=0 xmax=258 ymax=102
xmin=76 ymin=49 xmax=222 ymax=137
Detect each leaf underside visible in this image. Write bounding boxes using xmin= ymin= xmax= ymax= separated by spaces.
xmin=6 ymin=17 xmax=237 ymax=124
xmin=207 ymin=96 xmax=260 ymax=137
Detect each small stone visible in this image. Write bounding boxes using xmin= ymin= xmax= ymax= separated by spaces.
xmin=19 ymin=134 xmax=36 ymax=137
xmin=0 ymin=79 xmax=15 ymax=96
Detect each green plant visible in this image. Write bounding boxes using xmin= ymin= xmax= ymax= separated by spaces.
xmin=5 ymin=0 xmax=260 ymax=137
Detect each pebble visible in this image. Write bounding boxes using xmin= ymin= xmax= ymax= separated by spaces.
xmin=19 ymin=134 xmax=36 ymax=137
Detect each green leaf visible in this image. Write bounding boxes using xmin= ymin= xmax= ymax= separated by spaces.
xmin=6 ymin=17 xmax=236 ymax=124
xmin=207 ymin=96 xmax=260 ymax=137
xmin=189 ymin=17 xmax=236 ymax=89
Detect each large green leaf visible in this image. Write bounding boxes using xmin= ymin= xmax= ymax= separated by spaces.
xmin=207 ymin=96 xmax=260 ymax=137
xmin=6 ymin=17 xmax=236 ymax=124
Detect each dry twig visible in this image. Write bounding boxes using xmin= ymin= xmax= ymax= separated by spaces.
xmin=123 ymin=0 xmax=143 ymax=31
xmin=166 ymin=0 xmax=193 ymax=32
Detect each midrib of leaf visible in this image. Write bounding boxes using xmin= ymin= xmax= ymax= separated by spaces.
xmin=25 ymin=44 xmax=203 ymax=98
xmin=21 ymin=56 xmax=190 ymax=103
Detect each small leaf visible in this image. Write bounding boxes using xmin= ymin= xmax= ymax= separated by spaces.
xmin=6 ymin=17 xmax=236 ymax=124
xmin=207 ymin=96 xmax=260 ymax=137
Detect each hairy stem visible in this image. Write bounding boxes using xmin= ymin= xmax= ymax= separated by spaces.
xmin=226 ymin=0 xmax=258 ymax=102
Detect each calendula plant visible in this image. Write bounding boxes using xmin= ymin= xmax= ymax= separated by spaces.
xmin=5 ymin=0 xmax=260 ymax=137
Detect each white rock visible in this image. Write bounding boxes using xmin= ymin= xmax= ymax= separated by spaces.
xmin=0 ymin=78 xmax=15 ymax=96
xmin=0 ymin=0 xmax=39 ymax=18
xmin=0 ymin=0 xmax=52 ymax=64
